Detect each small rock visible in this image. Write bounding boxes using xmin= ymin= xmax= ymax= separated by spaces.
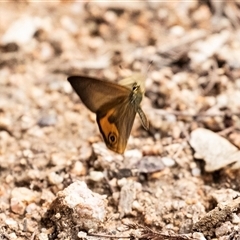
xmin=77 ymin=231 xmax=88 ymax=238
xmin=39 ymin=42 xmax=54 ymax=61
xmin=215 ymin=221 xmax=233 ymax=237
xmin=191 ymin=167 xmax=201 ymax=177
xmin=190 ymin=128 xmax=240 ymax=172
xmin=92 ymin=142 xmax=123 ymax=162
xmin=71 ymin=161 xmax=87 ymax=176
xmin=1 ymin=16 xmax=41 ymax=45
xmin=8 ymin=233 xmax=17 ymax=239
xmin=10 ymin=187 xmax=41 ymax=215
xmin=124 ymin=149 xmax=142 ymax=159
xmin=41 ymin=189 xmax=56 ymax=203
xmin=192 ymin=232 xmax=206 ymax=240
xmin=24 ymin=218 xmax=38 ymax=233
xmin=132 ymin=200 xmax=143 ymax=212
xmin=38 ymin=115 xmax=57 ymax=127
xmin=62 ymin=81 xmax=73 ymax=94
xmin=210 ymin=189 xmax=240 ymax=203
xmin=25 ymin=203 xmax=40 ymax=218
xmin=118 ymin=180 xmax=142 ymax=217
xmin=45 ymin=181 xmax=106 ymax=231
xmin=78 ymin=142 xmax=93 ymax=161
xmin=137 ymin=156 xmax=165 ymax=173
xmin=169 ymin=25 xmax=185 ymax=36
xmin=232 ymin=213 xmax=240 ymax=224
xmin=162 ymin=157 xmax=175 ymax=167
xmin=47 ymin=172 xmax=64 ymax=185
xmin=89 ymin=171 xmax=105 ymax=182
xmin=5 ymin=218 xmax=18 ymax=229
xmin=50 ymin=152 xmax=67 ymax=166
xmin=104 ymin=10 xmax=117 ymax=24
xmin=38 ymin=232 xmax=49 ymax=240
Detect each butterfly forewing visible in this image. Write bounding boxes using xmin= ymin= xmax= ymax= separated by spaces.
xmin=68 ymin=76 xmax=131 ymax=113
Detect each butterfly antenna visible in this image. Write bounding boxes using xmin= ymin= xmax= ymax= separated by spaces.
xmin=147 ymin=60 xmax=153 ymax=73
xmin=141 ymin=60 xmax=153 ymax=80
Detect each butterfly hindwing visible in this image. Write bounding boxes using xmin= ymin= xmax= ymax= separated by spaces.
xmin=97 ymin=99 xmax=136 ymax=154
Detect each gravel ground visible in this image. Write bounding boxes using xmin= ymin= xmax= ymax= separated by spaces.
xmin=1 ymin=1 xmax=240 ymax=240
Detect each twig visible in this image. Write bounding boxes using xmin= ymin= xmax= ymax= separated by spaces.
xmin=30 ymin=231 xmax=36 ymax=240
xmin=217 ymin=126 xmax=235 ymax=136
xmin=88 ymin=232 xmax=130 ymax=239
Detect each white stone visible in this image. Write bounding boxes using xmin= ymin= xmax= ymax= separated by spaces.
xmin=162 ymin=157 xmax=175 ymax=167
xmin=1 ymin=16 xmax=41 ymax=45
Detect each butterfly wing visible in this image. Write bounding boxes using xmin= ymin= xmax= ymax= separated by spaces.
xmin=68 ymin=76 xmax=130 ymax=112
xmin=68 ymin=76 xmax=135 ymax=153
xmin=97 ymin=99 xmax=136 ymax=154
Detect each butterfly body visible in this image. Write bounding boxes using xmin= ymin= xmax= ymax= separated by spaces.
xmin=68 ymin=74 xmax=148 ymax=154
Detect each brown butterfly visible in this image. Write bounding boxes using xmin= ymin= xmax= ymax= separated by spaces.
xmin=68 ymin=74 xmax=149 ymax=154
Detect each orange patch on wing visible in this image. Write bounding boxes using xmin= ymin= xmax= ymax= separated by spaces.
xmin=99 ymin=108 xmax=118 ymax=139
xmin=98 ymin=108 xmax=125 ymax=154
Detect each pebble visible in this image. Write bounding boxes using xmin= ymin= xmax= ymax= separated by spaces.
xmin=50 ymin=152 xmax=67 ymax=166
xmin=124 ymin=149 xmax=142 ymax=159
xmin=5 ymin=218 xmax=18 ymax=229
xmin=39 ymin=42 xmax=54 ymax=61
xmin=38 ymin=233 xmax=49 ymax=240
xmin=50 ymin=181 xmax=106 ymax=230
xmin=62 ymin=81 xmax=73 ymax=94
xmin=192 ymin=232 xmax=206 ymax=240
xmin=191 ymin=167 xmax=201 ymax=177
xmin=89 ymin=171 xmax=105 ymax=182
xmin=25 ymin=203 xmax=40 ymax=217
xmin=38 ymin=115 xmax=57 ymax=127
xmin=78 ymin=142 xmax=93 ymax=162
xmin=5 ymin=174 xmax=14 ymax=183
xmin=10 ymin=187 xmax=41 ymax=215
xmin=92 ymin=142 xmax=123 ymax=162
xmin=215 ymin=221 xmax=233 ymax=237
xmin=118 ymin=180 xmax=142 ymax=217
xmin=27 ymin=126 xmax=45 ymax=138
xmin=210 ymin=189 xmax=240 ymax=203
xmin=132 ymin=200 xmax=143 ymax=212
xmin=161 ymin=157 xmax=175 ymax=167
xmin=169 ymin=25 xmax=185 ymax=36
xmin=77 ymin=231 xmax=88 ymax=238
xmin=71 ymin=161 xmax=87 ymax=176
xmin=24 ymin=218 xmax=38 ymax=233
xmin=41 ymin=189 xmax=56 ymax=203
xmin=104 ymin=10 xmax=117 ymax=24
xmin=10 ymin=198 xmax=27 ymax=215
xmin=232 ymin=213 xmax=240 ymax=224
xmin=8 ymin=233 xmax=17 ymax=239
xmin=47 ymin=172 xmax=64 ymax=185
xmin=190 ymin=128 xmax=240 ymax=172
xmin=1 ymin=16 xmax=41 ymax=45
xmin=137 ymin=156 xmax=165 ymax=173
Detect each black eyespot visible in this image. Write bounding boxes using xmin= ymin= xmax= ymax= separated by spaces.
xmin=108 ymin=132 xmax=117 ymax=144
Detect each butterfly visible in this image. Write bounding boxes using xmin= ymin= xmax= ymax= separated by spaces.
xmin=68 ymin=73 xmax=149 ymax=154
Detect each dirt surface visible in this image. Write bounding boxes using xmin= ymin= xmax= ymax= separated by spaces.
xmin=1 ymin=1 xmax=240 ymax=240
